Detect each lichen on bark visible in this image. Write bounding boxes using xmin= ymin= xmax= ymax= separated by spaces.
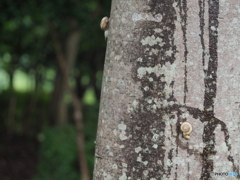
xmin=93 ymin=0 xmax=240 ymax=179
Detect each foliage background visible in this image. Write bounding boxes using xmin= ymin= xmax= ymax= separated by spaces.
xmin=0 ymin=0 xmax=111 ymax=179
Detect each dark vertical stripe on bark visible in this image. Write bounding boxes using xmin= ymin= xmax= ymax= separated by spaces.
xmin=178 ymin=0 xmax=188 ymax=104
xmin=204 ymin=0 xmax=219 ymax=113
xmin=198 ymin=0 xmax=206 ymax=75
xmin=200 ymin=0 xmax=220 ymax=178
xmin=199 ymin=0 xmax=239 ymax=178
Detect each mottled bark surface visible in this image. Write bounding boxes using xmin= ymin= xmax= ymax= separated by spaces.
xmin=94 ymin=0 xmax=240 ymax=179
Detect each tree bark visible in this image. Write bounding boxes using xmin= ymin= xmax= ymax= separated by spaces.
xmin=93 ymin=0 xmax=240 ymax=179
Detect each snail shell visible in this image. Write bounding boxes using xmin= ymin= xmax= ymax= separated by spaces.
xmin=180 ymin=122 xmax=192 ymax=140
xmin=100 ymin=17 xmax=109 ymax=31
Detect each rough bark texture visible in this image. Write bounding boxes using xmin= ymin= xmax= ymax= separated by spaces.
xmin=94 ymin=0 xmax=240 ymax=179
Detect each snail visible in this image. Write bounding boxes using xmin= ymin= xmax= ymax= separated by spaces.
xmin=100 ymin=17 xmax=109 ymax=40
xmin=180 ymin=121 xmax=193 ymax=140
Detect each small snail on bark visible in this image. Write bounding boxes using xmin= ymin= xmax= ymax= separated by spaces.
xmin=100 ymin=17 xmax=109 ymax=40
xmin=180 ymin=121 xmax=193 ymax=140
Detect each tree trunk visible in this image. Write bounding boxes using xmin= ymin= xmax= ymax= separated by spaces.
xmin=50 ymin=22 xmax=90 ymax=180
xmin=70 ymin=89 xmax=90 ymax=180
xmin=23 ymin=71 xmax=39 ymax=135
xmin=7 ymin=67 xmax=16 ymax=137
xmin=49 ymin=21 xmax=80 ymax=124
xmin=50 ymin=69 xmax=68 ymax=124
xmin=93 ymin=0 xmax=240 ymax=179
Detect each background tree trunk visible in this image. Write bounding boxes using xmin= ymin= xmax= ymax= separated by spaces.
xmin=50 ymin=22 xmax=90 ymax=180
xmin=70 ymin=89 xmax=90 ymax=180
xmin=93 ymin=0 xmax=240 ymax=179
xmin=7 ymin=65 xmax=17 ymax=137
xmin=49 ymin=21 xmax=81 ymax=125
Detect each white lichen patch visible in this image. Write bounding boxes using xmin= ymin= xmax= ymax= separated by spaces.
xmin=151 ymin=133 xmax=159 ymax=142
xmin=152 ymin=104 xmax=157 ymax=110
xmin=147 ymin=99 xmax=153 ymax=104
xmin=143 ymin=161 xmax=148 ymax=165
xmin=166 ymin=159 xmax=172 ymax=166
xmin=119 ymin=172 xmax=127 ymax=180
xmin=137 ymin=154 xmax=142 ymax=162
xmin=180 ymin=111 xmax=190 ymax=119
xmin=173 ymin=157 xmax=187 ymax=166
xmin=141 ymin=35 xmax=163 ymax=46
xmin=162 ymin=100 xmax=169 ymax=107
xmin=143 ymin=170 xmax=149 ymax=176
xmin=120 ymin=145 xmax=125 ymax=148
xmin=144 ymin=86 xmax=149 ymax=91
xmin=154 ymin=28 xmax=162 ymax=33
xmin=115 ymin=55 xmax=121 ymax=61
xmin=102 ymin=171 xmax=113 ymax=180
xmin=137 ymin=63 xmax=176 ymax=81
xmin=119 ymin=134 xmax=128 ymax=140
xmin=157 ymin=159 xmax=162 ymax=165
xmin=122 ymin=162 xmax=128 ymax=168
xmin=192 ymin=142 xmax=204 ymax=150
xmin=135 ymin=147 xmax=142 ymax=153
xmin=149 ymin=77 xmax=153 ymax=82
xmin=149 ymin=48 xmax=159 ymax=55
xmin=113 ymin=129 xmax=117 ymax=135
xmin=136 ymin=154 xmax=148 ymax=165
xmin=112 ymin=163 xmax=118 ymax=169
xmin=132 ymin=100 xmax=139 ymax=107
xmin=100 ymin=130 xmax=103 ymax=136
xmin=132 ymin=13 xmax=162 ymax=22
xmin=165 ymin=50 xmax=174 ymax=56
xmin=127 ymin=106 xmax=133 ymax=112
xmin=210 ymin=26 xmax=217 ymax=31
xmin=118 ymin=123 xmax=126 ymax=131
xmin=118 ymin=122 xmax=128 ymax=141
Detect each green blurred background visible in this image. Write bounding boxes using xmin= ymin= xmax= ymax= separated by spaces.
xmin=0 ymin=0 xmax=111 ymax=179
